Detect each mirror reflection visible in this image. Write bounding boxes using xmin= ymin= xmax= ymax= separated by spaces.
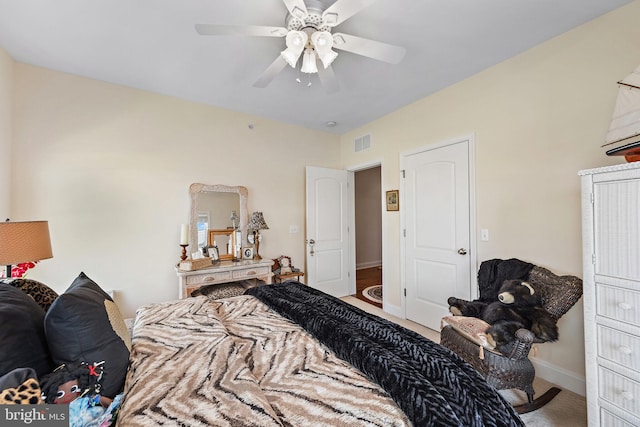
xmin=196 ymin=193 xmax=239 ymax=247
xmin=208 ymin=229 xmax=236 ymax=260
xmin=189 ymin=184 xmax=248 ymax=259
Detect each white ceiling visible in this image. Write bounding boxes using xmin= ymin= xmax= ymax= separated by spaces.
xmin=0 ymin=0 xmax=632 ymax=134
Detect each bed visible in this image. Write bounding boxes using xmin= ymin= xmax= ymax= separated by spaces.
xmin=117 ymin=282 xmax=524 ymax=426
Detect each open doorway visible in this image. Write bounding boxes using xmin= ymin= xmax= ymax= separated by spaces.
xmin=354 ymin=166 xmax=382 ymax=308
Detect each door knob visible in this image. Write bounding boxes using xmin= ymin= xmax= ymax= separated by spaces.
xmin=307 ymin=239 xmax=316 ymax=256
xmin=458 ymin=248 xmax=467 ymax=255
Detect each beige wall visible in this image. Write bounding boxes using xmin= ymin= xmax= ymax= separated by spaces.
xmin=339 ymin=1 xmax=640 ymax=392
xmin=10 ymin=64 xmax=340 ymax=318
xmin=0 ymin=48 xmax=12 ymax=218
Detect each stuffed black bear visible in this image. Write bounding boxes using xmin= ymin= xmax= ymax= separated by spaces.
xmin=447 ymin=279 xmax=558 ymax=354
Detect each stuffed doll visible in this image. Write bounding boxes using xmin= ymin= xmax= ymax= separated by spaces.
xmin=40 ymin=361 xmax=112 ymax=407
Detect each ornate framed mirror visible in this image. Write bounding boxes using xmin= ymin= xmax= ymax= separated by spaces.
xmin=189 ymin=184 xmax=248 ymax=258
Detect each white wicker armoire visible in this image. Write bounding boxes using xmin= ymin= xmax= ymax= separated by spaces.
xmin=580 ymin=162 xmax=640 ymax=426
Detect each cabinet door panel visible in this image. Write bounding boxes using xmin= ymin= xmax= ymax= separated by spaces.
xmin=594 ymin=178 xmax=640 ymax=281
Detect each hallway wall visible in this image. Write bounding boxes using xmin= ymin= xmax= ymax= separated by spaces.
xmin=354 ymin=166 xmax=382 ymax=269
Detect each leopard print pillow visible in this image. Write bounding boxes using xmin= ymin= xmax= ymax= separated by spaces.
xmin=0 ymin=368 xmax=43 ymax=405
xmin=0 ymin=377 xmax=42 ymax=404
xmin=0 ymin=278 xmax=58 ymax=312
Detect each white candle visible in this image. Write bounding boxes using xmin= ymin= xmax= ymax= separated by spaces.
xmin=180 ymin=224 xmax=189 ymax=245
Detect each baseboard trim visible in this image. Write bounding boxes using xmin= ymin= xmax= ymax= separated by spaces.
xmin=356 ymin=261 xmax=382 ymax=270
xmin=382 ymin=301 xmax=403 ymax=318
xmin=530 ymin=356 xmax=586 ymax=396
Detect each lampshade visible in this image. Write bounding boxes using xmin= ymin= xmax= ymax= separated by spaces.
xmin=281 ymin=31 xmax=307 ymax=68
xmin=301 ymin=48 xmax=318 ymax=74
xmin=247 ymin=212 xmax=269 ymax=231
xmin=311 ymin=31 xmax=338 ymax=69
xmin=0 ymin=220 xmax=53 ymax=266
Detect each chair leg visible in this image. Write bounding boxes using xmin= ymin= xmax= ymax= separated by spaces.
xmin=513 ymin=387 xmax=562 ymax=414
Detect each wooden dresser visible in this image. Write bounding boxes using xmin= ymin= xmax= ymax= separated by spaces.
xmin=580 ymin=163 xmax=640 ymax=426
xmin=176 ymin=259 xmax=273 ymax=299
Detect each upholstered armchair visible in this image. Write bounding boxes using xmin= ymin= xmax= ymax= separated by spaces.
xmin=440 ymin=259 xmax=583 ymax=414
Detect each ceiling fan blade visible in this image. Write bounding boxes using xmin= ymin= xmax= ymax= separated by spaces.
xmin=332 ymin=33 xmax=406 ymax=64
xmin=253 ymin=56 xmax=288 ymax=88
xmin=195 ymin=24 xmax=287 ymax=37
xmin=317 ymin=64 xmax=339 ymax=94
xmin=322 ymin=0 xmax=377 ymax=27
xmin=282 ymin=0 xmax=308 ymax=19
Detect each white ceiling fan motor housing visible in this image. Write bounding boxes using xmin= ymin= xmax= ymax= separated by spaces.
xmin=285 ymin=7 xmax=331 ymax=34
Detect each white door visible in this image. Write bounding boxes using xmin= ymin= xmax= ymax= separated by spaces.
xmin=305 ymin=166 xmax=353 ymax=297
xmin=403 ymin=139 xmax=474 ymax=330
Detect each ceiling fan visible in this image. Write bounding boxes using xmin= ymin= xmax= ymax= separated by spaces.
xmin=195 ymin=0 xmax=406 ymax=93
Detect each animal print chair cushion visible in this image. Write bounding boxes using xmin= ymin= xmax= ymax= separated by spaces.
xmin=0 ymin=278 xmax=58 ymax=312
xmin=441 ymin=316 xmax=495 ymax=350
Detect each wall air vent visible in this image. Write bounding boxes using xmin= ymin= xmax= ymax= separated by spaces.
xmin=354 ymin=134 xmax=372 ymax=152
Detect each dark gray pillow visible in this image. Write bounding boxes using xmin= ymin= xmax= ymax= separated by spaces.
xmin=0 ymin=284 xmax=53 ymax=379
xmin=44 ymin=272 xmax=130 ymax=398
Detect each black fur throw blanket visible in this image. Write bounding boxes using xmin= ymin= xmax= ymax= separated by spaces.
xmin=477 ymin=258 xmax=534 ymax=303
xmin=246 ymin=283 xmax=524 ymax=427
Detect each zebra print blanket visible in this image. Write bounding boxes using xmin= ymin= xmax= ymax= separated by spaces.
xmin=117 ymin=295 xmax=411 ymax=426
xmin=246 ymin=282 xmax=525 ymax=427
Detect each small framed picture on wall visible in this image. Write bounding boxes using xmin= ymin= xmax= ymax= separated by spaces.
xmin=386 ymin=190 xmax=399 ymax=211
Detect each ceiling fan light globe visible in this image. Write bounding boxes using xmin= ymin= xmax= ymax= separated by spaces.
xmin=312 ymin=31 xmax=337 ymax=68
xmin=301 ymin=49 xmax=318 ymax=74
xmin=282 ymin=30 xmax=307 ymax=68
xmin=281 ymin=48 xmax=301 ymax=68
xmin=311 ymin=31 xmax=332 ymax=48
xmin=286 ymin=30 xmax=307 ymax=48
xmin=319 ymin=50 xmax=338 ymax=69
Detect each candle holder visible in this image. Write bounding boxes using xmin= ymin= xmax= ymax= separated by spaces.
xmin=179 ymin=244 xmax=188 ymax=261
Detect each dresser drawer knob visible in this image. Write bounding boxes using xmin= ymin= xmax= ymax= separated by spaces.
xmin=203 ymin=276 xmax=216 ymax=282
xmin=621 ymin=391 xmax=634 ymax=401
xmin=618 ymin=346 xmax=633 ymax=355
xmin=618 ymin=302 xmax=632 ymax=310
xmin=246 ymin=270 xmax=256 ymax=275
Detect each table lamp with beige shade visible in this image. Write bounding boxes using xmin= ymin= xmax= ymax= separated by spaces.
xmin=0 ymin=220 xmax=53 ymax=278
